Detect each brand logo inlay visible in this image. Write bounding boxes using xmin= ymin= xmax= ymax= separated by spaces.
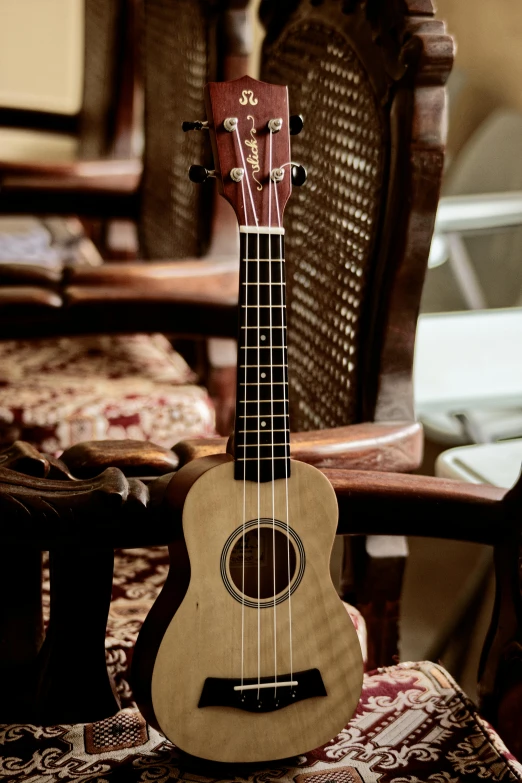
xmin=239 ymin=89 xmax=258 ymax=106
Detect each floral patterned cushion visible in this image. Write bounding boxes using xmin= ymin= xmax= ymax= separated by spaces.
xmin=0 ymin=334 xmax=215 ymax=453
xmin=3 ymin=548 xmax=518 ymax=783
xmin=2 ymin=661 xmax=521 ymax=782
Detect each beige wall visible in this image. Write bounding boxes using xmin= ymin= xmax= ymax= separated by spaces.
xmin=0 ymin=0 xmax=83 ymax=113
xmin=436 ymin=0 xmax=522 ymax=155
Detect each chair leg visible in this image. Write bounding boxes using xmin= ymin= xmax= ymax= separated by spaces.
xmin=34 ymin=546 xmax=120 ymax=725
xmin=0 ymin=547 xmax=43 ymax=720
xmin=479 ymin=532 xmax=522 ymax=760
xmin=341 ymin=535 xmax=408 ymax=670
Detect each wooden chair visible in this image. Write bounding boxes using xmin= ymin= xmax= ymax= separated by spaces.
xmin=0 ymin=0 xmax=452 ymax=666
xmin=0 ymin=0 xmax=142 ymax=215
xmin=1 ymin=442 xmax=522 ymax=777
xmin=0 ymin=0 xmax=251 ymax=452
xmin=5 ymin=2 xmax=522 ymax=779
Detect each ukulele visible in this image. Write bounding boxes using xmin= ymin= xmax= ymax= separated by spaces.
xmin=133 ymin=75 xmax=363 ymax=764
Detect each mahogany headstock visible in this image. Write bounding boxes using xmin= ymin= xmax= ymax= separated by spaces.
xmin=183 ymin=76 xmax=301 ymax=228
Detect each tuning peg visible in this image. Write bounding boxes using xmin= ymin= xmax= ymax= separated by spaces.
xmin=182 ymin=121 xmax=209 ymax=132
xmin=188 ymin=165 xmax=216 ymax=183
xmin=289 ymin=115 xmax=304 ymax=135
xmin=291 ymin=164 xmax=307 ymax=186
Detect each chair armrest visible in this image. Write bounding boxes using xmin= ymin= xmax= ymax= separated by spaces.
xmin=60 ymin=440 xmax=179 ymax=479
xmin=61 ymin=258 xmax=240 ymax=338
xmin=58 ymin=420 xmax=422 ymax=485
xmin=436 ymin=192 xmax=522 ymax=234
xmin=0 ymin=465 xmax=511 ymax=548
xmin=0 ymin=106 xmax=77 ymax=134
xmin=0 ymin=466 xmax=150 ymax=548
xmin=66 ymin=257 xmax=238 ymax=292
xmin=0 ymin=286 xmax=62 ymax=308
xmin=290 ymin=421 xmax=422 ymax=471
xmin=174 ymin=421 xmax=423 ymax=473
xmin=0 ymin=158 xmax=141 ymax=194
xmin=0 ymin=441 xmax=50 ymax=477
xmin=0 ymin=264 xmax=62 ymax=286
xmin=0 ymin=159 xmax=141 ymax=218
xmin=328 ymin=469 xmax=509 ymax=544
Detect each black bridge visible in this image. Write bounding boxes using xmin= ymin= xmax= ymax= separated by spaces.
xmin=198 ymin=668 xmax=326 ymax=713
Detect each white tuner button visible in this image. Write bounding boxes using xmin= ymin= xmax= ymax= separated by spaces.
xmin=230 ymin=167 xmax=245 ymax=182
xmin=224 ymin=117 xmax=238 ymax=132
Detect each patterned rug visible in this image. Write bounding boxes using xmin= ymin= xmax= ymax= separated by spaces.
xmin=2 ymin=549 xmax=521 ymax=783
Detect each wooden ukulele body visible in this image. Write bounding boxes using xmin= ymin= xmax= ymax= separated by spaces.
xmin=134 ymin=455 xmax=363 ymax=763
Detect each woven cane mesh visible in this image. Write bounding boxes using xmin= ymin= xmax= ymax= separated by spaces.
xmin=80 ymin=0 xmax=122 ymax=158
xmin=263 ymin=23 xmax=385 ymax=431
xmin=139 ymin=0 xmax=214 ymax=260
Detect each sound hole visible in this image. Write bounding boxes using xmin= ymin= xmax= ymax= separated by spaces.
xmin=229 ymin=527 xmax=297 ymax=600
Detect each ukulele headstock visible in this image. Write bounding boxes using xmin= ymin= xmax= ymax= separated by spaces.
xmin=186 ymin=76 xmax=300 ymax=227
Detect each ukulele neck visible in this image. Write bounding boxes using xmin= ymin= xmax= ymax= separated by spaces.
xmin=234 ymin=226 xmax=291 ymax=483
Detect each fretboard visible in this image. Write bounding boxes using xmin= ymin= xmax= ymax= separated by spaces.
xmin=234 ymin=229 xmax=291 ymax=483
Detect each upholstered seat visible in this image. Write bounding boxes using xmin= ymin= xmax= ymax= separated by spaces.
xmin=2 ymin=547 xmax=519 ymax=782
xmin=0 ymin=334 xmax=215 ymax=453
xmin=3 ymin=662 xmax=521 ymax=781
xmin=0 ymin=214 xmax=215 ymax=456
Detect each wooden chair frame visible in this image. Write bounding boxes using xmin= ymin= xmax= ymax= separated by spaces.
xmin=0 ymin=439 xmax=521 ymax=760
xmin=0 ymin=0 xmax=453 ymax=669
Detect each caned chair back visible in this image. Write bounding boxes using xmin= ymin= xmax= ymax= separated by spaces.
xmin=260 ymin=0 xmax=453 ymax=431
xmin=80 ymin=0 xmax=140 ymax=158
xmin=138 ymin=0 xmax=219 ymax=260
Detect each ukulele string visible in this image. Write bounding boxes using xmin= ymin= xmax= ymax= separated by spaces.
xmin=233 ymin=120 xmax=257 ymax=692
xmin=235 ymin=119 xmax=261 ymax=699
xmin=257 ymin=227 xmax=261 ymax=700
xmin=273 ymin=179 xmax=293 ymax=683
xmin=268 ymin=127 xmax=278 ymax=699
xmin=239 ymin=169 xmax=249 ymax=692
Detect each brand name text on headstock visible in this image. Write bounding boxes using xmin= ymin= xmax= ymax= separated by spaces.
xmin=245 ymin=115 xmax=262 ymax=191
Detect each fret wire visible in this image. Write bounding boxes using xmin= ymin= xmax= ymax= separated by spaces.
xmin=236 ymin=456 xmax=289 ymax=461
xmin=242 ymin=282 xmax=286 ymax=285
xmin=239 ymin=364 xmax=287 ymax=368
xmin=237 ymin=429 xmax=289 ymax=433
xmin=237 ymin=444 xmax=291 ymax=449
xmin=238 ymin=414 xmax=288 ymax=419
xmin=241 ymin=304 xmax=286 ymax=308
xmin=240 ymin=382 xmax=288 ymax=387
xmin=239 ymin=399 xmax=288 ymax=403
